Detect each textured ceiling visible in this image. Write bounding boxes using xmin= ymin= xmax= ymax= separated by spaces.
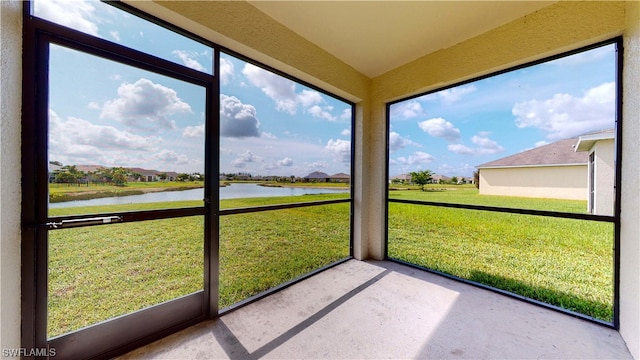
xmin=249 ymin=1 xmax=555 ymax=77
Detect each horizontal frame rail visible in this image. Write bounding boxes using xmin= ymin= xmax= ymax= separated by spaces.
xmin=388 ymin=198 xmax=615 ymax=222
xmin=39 ymin=207 xmax=206 ymax=230
xmin=220 ymin=198 xmax=351 ymax=216
xmin=40 ymin=198 xmax=352 ymax=229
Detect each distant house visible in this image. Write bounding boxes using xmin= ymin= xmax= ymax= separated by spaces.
xmin=329 ymin=173 xmax=351 ymax=183
xmin=389 ymin=174 xmax=411 ymax=184
xmin=476 ymin=137 xmax=588 ymax=201
xmin=304 ymin=172 xmax=350 ymax=183
xmin=430 ymin=174 xmax=451 ymax=184
xmin=574 ymin=130 xmax=615 ymax=215
xmin=476 ymin=131 xmax=615 ymax=215
xmin=129 ymin=167 xmax=161 ymax=182
xmin=304 ymin=171 xmax=330 ymax=182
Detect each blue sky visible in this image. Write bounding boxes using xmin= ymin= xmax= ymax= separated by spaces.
xmin=389 ymin=43 xmax=616 ymax=178
xmin=38 ymin=0 xmax=615 ymax=180
xmin=39 ymin=0 xmax=352 ymax=177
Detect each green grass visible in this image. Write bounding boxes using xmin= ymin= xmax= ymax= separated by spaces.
xmin=47 ymin=188 xmax=613 ymax=338
xmin=47 ymin=194 xmax=350 ymax=338
xmin=388 ymin=189 xmax=613 ymax=321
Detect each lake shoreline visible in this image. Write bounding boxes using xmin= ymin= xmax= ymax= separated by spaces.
xmin=49 ymin=183 xmax=349 ymax=207
xmin=49 ymin=185 xmax=204 ymax=203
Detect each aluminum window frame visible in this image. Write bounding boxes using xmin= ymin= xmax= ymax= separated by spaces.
xmin=384 ymin=37 xmax=622 ymax=329
xmin=22 ymin=1 xmax=355 ymax=358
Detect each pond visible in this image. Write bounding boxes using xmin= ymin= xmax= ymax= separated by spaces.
xmin=49 ymin=183 xmax=349 ymax=208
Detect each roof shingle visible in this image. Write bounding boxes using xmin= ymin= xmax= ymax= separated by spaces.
xmin=476 ymin=137 xmax=587 ymax=168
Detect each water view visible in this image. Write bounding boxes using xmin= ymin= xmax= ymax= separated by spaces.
xmin=49 ymin=183 xmax=349 ymax=208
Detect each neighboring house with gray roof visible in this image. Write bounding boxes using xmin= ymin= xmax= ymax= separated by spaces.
xmin=476 ymin=137 xmax=589 ymax=201
xmin=574 ymin=130 xmax=615 ymax=215
xmin=476 ymin=131 xmax=615 ymax=215
xmin=304 ymin=171 xmax=330 ymax=182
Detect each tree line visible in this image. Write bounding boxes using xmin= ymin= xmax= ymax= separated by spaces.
xmin=50 ymin=163 xmax=203 ymax=186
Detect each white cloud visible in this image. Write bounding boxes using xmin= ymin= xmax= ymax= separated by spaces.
xmin=242 ymin=63 xmax=298 ymax=114
xmin=307 ymin=161 xmax=328 ymax=171
xmin=448 ymin=144 xmax=474 ymax=155
xmin=261 ymin=132 xmax=277 ymax=139
xmin=220 ymin=94 xmax=260 ymax=138
xmin=242 ymin=63 xmax=342 ymax=121
xmin=231 ymin=150 xmax=263 ymax=168
xmin=101 ymin=78 xmax=192 ymax=131
xmin=438 ymin=85 xmax=477 ymax=105
xmin=277 ymin=157 xmax=294 ymax=167
xmin=534 ymin=140 xmax=549 ymax=147
xmin=110 ymin=31 xmax=120 ymax=42
xmin=172 ymin=50 xmax=206 ymax=72
xmin=389 ymin=131 xmax=420 ymax=153
xmin=183 ymin=123 xmax=205 ymax=138
xmin=418 ymin=118 xmax=461 ymax=142
xmin=512 ymin=82 xmax=615 ymax=140
xmin=154 ymin=149 xmax=189 ymax=165
xmin=298 ymin=90 xmax=323 ymax=107
xmin=396 ymin=151 xmax=436 ymax=166
xmin=220 ymin=58 xmax=235 ymax=85
xmin=340 ymin=109 xmax=352 ymax=120
xmin=341 ymin=129 xmax=351 ymax=136
xmin=325 ymin=139 xmax=351 ymax=164
xmin=470 ymin=133 xmax=504 ymax=155
xmin=391 ymin=101 xmax=424 ymax=119
xmin=309 ymin=105 xmax=336 ymax=121
xmin=34 ymin=0 xmax=99 ymax=36
xmin=448 ymin=132 xmax=504 ymax=156
xmin=49 ymin=109 xmax=162 ymax=165
xmin=419 ymin=85 xmax=477 ymax=105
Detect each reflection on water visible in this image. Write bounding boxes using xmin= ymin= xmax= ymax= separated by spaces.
xmin=49 ymin=183 xmax=348 ymax=208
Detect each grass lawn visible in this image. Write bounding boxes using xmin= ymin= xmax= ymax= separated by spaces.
xmin=47 ymin=194 xmax=350 ymax=338
xmin=46 ymin=188 xmax=613 ymax=337
xmin=388 ymin=189 xmax=613 ymax=321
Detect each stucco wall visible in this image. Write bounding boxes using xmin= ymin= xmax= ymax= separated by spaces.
xmin=592 ymin=139 xmax=615 ymax=216
xmin=0 ymin=0 xmax=22 ymax=354
xmin=478 ymin=165 xmax=587 ymax=201
xmin=621 ymin=2 xmax=640 ymax=358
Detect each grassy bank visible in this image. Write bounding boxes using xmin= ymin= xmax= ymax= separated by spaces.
xmin=49 ymin=181 xmax=204 ymax=203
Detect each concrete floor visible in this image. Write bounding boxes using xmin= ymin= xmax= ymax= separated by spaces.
xmin=120 ymin=260 xmax=632 ymax=359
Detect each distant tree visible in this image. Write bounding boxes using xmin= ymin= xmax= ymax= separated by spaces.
xmin=176 ymin=173 xmax=191 ymax=182
xmin=54 ymin=165 xmax=86 ymax=185
xmin=451 ymin=176 xmax=458 ymax=184
xmin=109 ymin=167 xmax=129 ymax=186
xmin=157 ymin=172 xmax=168 ymax=181
xmin=409 ymin=170 xmax=433 ymax=191
xmin=95 ymin=167 xmax=128 ymax=186
xmin=49 ymin=160 xmax=63 ymax=166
